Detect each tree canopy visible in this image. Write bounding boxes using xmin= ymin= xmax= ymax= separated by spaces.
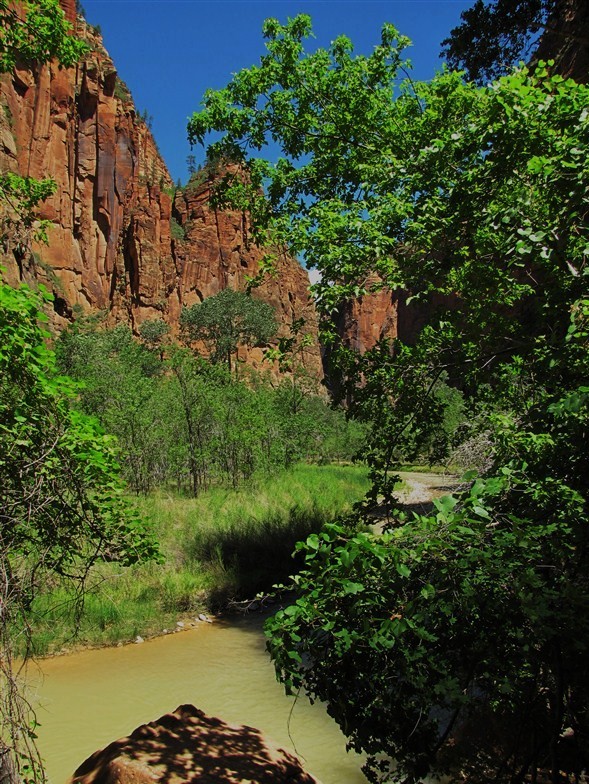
xmin=0 ymin=283 xmax=160 ymax=577
xmin=441 ymin=0 xmax=589 ymax=84
xmin=0 ymin=278 xmax=161 ymax=783
xmin=189 ymin=15 xmax=589 ymax=783
xmin=0 ymin=6 xmax=157 ymax=782
xmin=441 ymin=0 xmax=552 ymax=82
xmin=180 ymin=288 xmax=277 ymax=373
xmin=56 ymin=318 xmax=363 ymax=497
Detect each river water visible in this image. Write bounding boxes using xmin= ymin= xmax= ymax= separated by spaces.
xmin=30 ymin=613 xmax=367 ymax=784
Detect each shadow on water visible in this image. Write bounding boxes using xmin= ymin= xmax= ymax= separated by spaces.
xmin=34 ymin=609 xmax=368 ymax=784
xmin=206 ymin=611 xmax=275 ymax=654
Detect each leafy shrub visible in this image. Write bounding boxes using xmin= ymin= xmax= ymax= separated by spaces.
xmin=114 ymin=77 xmax=131 ymax=103
xmin=170 ymin=216 xmax=185 ymax=240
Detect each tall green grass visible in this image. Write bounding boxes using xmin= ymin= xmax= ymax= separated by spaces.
xmin=26 ymin=464 xmax=370 ymax=655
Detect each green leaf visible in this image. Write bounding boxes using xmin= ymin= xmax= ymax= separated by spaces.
xmin=342 ymin=581 xmax=365 ymax=595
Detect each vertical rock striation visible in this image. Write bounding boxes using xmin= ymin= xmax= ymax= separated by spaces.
xmin=0 ymin=6 xmax=323 ymax=381
xmin=333 ymin=280 xmax=436 ymax=356
xmin=171 ymin=173 xmax=321 ymax=376
xmin=1 ymin=19 xmax=174 ymax=325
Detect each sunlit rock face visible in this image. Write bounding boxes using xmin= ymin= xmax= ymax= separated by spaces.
xmin=1 ymin=14 xmax=175 ymax=325
xmin=68 ymin=704 xmax=322 ymax=784
xmin=170 ymin=172 xmax=322 ymax=378
xmin=60 ymin=0 xmax=77 ymax=24
xmin=3 ymin=3 xmax=586 ymax=382
xmin=0 ymin=3 xmax=323 ymax=383
xmin=0 ymin=0 xmax=422 ymax=382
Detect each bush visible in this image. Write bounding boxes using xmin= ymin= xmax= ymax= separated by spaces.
xmin=170 ymin=216 xmax=186 ymax=240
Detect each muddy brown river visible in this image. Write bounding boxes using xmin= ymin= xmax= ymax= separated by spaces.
xmin=31 ymin=473 xmax=459 ymax=783
xmin=30 ymin=613 xmax=366 ymax=784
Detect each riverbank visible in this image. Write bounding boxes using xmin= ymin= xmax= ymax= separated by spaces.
xmin=26 ymin=463 xmax=371 ymax=656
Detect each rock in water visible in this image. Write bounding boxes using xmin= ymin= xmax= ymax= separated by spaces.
xmin=68 ymin=704 xmax=321 ymax=784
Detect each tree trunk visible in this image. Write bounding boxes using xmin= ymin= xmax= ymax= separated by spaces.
xmin=0 ymin=747 xmax=20 ymax=784
xmin=532 ymin=0 xmax=589 ymax=82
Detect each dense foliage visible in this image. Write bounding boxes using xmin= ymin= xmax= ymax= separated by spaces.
xmin=0 ymin=279 xmax=159 ymax=783
xmin=56 ymin=318 xmax=366 ymax=495
xmin=441 ymin=0 xmax=553 ymax=82
xmin=441 ymin=0 xmax=589 ymax=86
xmin=0 ymin=7 xmax=143 ymax=781
xmin=189 ymin=16 xmax=589 ymax=783
xmin=0 ymin=0 xmax=86 ymax=72
xmin=180 ymin=288 xmax=277 ymax=373
xmin=0 ymin=283 xmax=159 ymax=572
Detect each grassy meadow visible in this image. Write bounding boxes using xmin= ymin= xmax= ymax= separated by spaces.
xmin=26 ymin=464 xmax=370 ymax=656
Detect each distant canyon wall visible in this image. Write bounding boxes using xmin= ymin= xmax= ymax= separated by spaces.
xmin=2 ymin=1 xmax=587 ymax=386
xmin=0 ymin=8 xmax=322 ymax=381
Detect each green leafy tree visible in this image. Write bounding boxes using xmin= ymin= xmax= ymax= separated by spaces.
xmin=441 ymin=0 xmax=552 ymax=82
xmin=186 ymin=153 xmax=197 ymax=175
xmin=0 ymin=0 xmax=87 ymax=71
xmin=56 ymin=322 xmax=169 ymax=494
xmin=441 ymin=0 xmax=588 ymax=84
xmin=266 ymin=317 xmax=318 ymax=416
xmin=0 ymin=9 xmax=155 ymax=783
xmin=165 ymin=347 xmax=224 ymax=495
xmin=138 ymin=317 xmax=170 ymax=346
xmin=0 ymin=280 xmax=159 ymax=782
xmin=138 ymin=318 xmax=170 ymax=360
xmin=180 ymin=288 xmax=277 ymax=374
xmin=1 ymin=301 xmax=158 ymax=564
xmin=57 ymin=317 xmax=361 ymax=496
xmin=189 ymin=16 xmax=589 ymax=783
xmin=0 ymin=173 xmax=56 ymax=260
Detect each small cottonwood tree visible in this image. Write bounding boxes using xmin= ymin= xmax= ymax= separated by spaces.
xmin=180 ymin=288 xmax=277 ymax=375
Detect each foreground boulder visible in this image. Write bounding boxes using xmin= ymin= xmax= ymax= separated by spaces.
xmin=68 ymin=704 xmax=321 ymax=784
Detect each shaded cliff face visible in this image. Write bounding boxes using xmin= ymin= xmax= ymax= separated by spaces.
xmin=0 ymin=12 xmax=322 ymax=382
xmin=333 ymin=281 xmax=432 ymax=356
xmin=533 ymin=0 xmax=589 ymax=84
xmin=335 ymin=284 xmax=399 ymax=355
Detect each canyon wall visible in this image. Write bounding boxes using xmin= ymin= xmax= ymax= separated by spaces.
xmin=533 ymin=0 xmax=589 ymax=84
xmin=0 ymin=10 xmax=322 ymax=381
xmin=333 ymin=281 xmax=436 ymax=356
xmin=2 ymin=2 xmax=586 ymax=386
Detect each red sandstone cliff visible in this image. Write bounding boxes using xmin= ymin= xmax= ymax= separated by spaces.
xmin=333 ymin=278 xmax=437 ymax=356
xmin=3 ymin=3 xmax=585 ymax=385
xmin=1 ymin=17 xmax=174 ymax=320
xmin=532 ymin=0 xmax=589 ymax=84
xmin=171 ymin=172 xmax=320 ymax=374
xmin=0 ymin=10 xmax=322 ymax=381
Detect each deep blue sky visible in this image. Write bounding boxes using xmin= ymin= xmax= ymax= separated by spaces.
xmin=83 ymin=1 xmax=472 ymax=183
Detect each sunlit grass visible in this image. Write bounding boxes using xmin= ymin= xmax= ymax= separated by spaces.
xmin=26 ymin=464 xmax=370 ymax=655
